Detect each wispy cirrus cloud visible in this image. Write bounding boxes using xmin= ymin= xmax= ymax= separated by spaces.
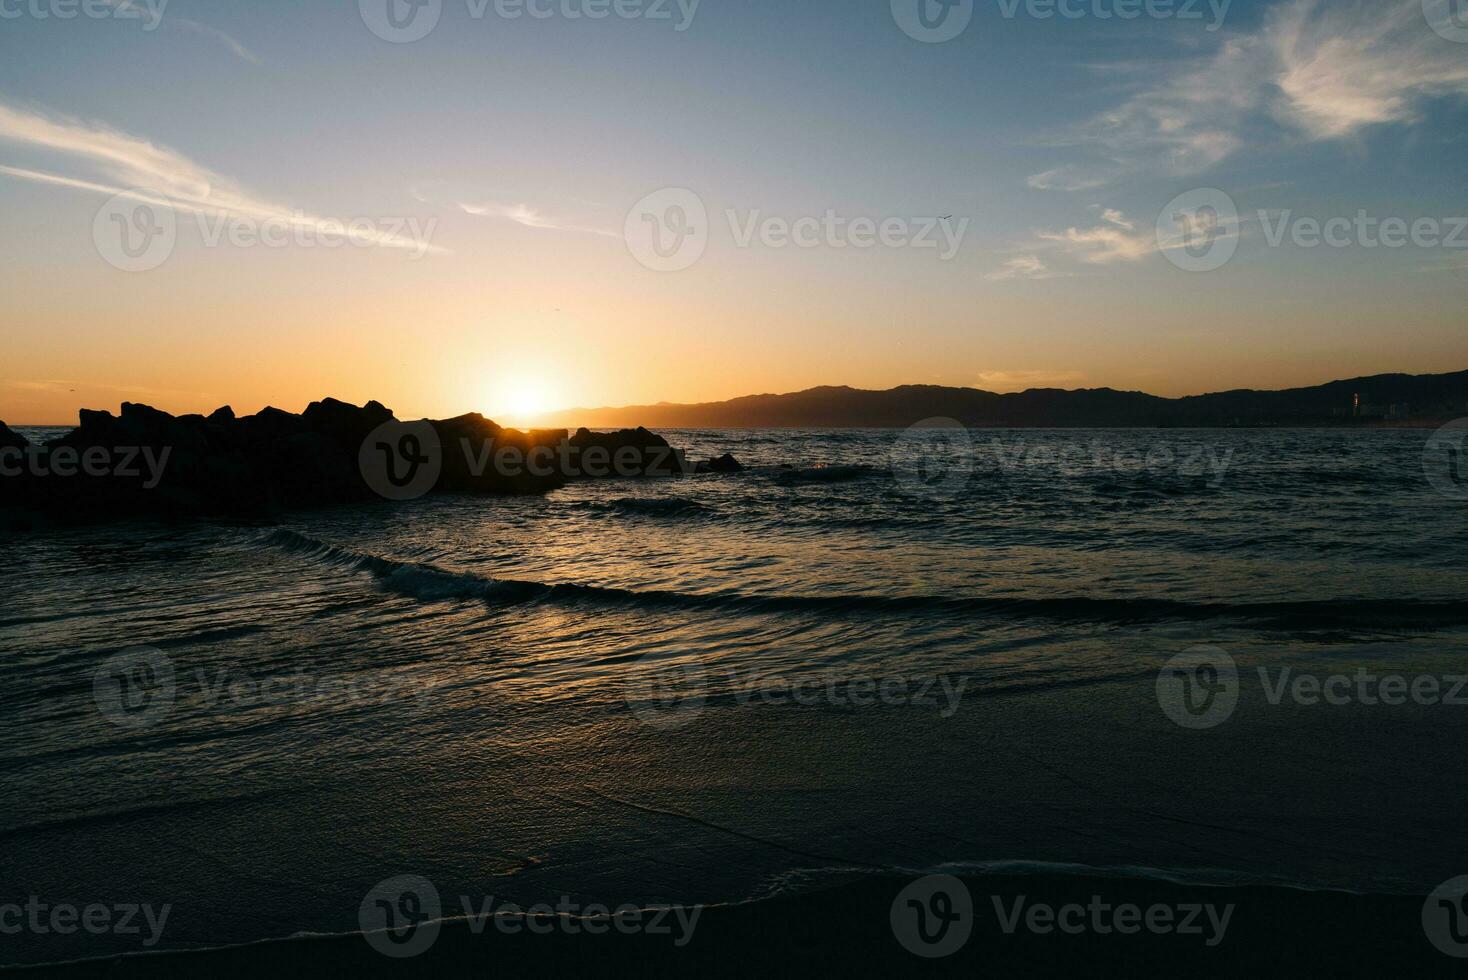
xmin=102 ymin=0 xmax=260 ymax=63
xmin=458 ymin=200 xmax=617 ymax=238
xmin=986 ymin=254 xmax=1067 ymax=281
xmin=1029 ymin=0 xmax=1468 ymax=191
xmin=997 ymin=205 xmax=1240 ymax=272
xmin=1026 ymin=166 xmax=1110 ymax=193
xmin=411 ymin=181 xmax=618 ymax=238
xmin=0 ymin=100 xmax=443 ymax=253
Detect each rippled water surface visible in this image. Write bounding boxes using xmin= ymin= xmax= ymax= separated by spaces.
xmin=4 ymin=428 xmax=1467 ymax=965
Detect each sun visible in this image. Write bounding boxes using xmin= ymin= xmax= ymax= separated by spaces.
xmin=490 ymin=376 xmax=557 ymax=424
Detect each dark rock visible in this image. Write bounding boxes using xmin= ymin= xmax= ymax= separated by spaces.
xmin=0 ymin=421 xmax=27 ymax=451
xmin=431 ymin=413 xmax=566 ymax=495
xmin=1 ymin=398 xmax=692 ymax=526
xmin=568 ymin=427 xmax=684 ymax=477
xmin=302 ymin=397 xmax=394 ymax=448
xmin=696 ymin=453 xmax=743 ymax=474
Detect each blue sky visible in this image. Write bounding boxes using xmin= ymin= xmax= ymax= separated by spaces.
xmin=1 ymin=0 xmax=1466 ymax=421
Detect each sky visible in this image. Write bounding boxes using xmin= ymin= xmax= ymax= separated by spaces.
xmin=1 ymin=0 xmax=1466 ymax=423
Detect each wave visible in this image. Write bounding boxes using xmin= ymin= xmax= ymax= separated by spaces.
xmin=260 ymin=530 xmax=1468 ymax=630
xmin=774 ymin=465 xmax=878 ymax=485
xmin=574 ymin=496 xmax=716 ymax=519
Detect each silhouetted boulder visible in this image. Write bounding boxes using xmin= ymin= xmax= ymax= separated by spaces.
xmin=569 ymin=427 xmax=685 ymax=476
xmin=696 ymin=453 xmax=743 ymax=474
xmin=0 ymin=421 xmax=26 ymax=451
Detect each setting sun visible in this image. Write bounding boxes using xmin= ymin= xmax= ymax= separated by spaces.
xmin=489 ymin=376 xmax=561 ymax=425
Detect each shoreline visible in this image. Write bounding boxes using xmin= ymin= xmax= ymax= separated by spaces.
xmin=6 ymin=871 xmax=1455 ymax=978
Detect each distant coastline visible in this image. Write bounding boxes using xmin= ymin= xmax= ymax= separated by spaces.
xmin=535 ymin=370 xmax=1468 ymax=430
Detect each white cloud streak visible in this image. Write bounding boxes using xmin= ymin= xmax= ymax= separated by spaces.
xmin=103 ymin=0 xmax=260 ymax=63
xmin=0 ymin=102 xmax=444 ymax=254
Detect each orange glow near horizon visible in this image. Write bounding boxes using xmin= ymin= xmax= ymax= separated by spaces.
xmin=484 ymin=375 xmax=564 ymax=427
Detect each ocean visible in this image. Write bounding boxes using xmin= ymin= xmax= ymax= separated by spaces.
xmin=4 ymin=426 xmax=1468 ymax=967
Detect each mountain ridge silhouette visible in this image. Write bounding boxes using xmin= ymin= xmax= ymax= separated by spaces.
xmin=538 ymin=370 xmax=1468 ymax=428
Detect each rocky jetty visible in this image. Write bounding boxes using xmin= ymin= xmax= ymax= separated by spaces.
xmin=0 ymin=398 xmax=703 ymax=525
